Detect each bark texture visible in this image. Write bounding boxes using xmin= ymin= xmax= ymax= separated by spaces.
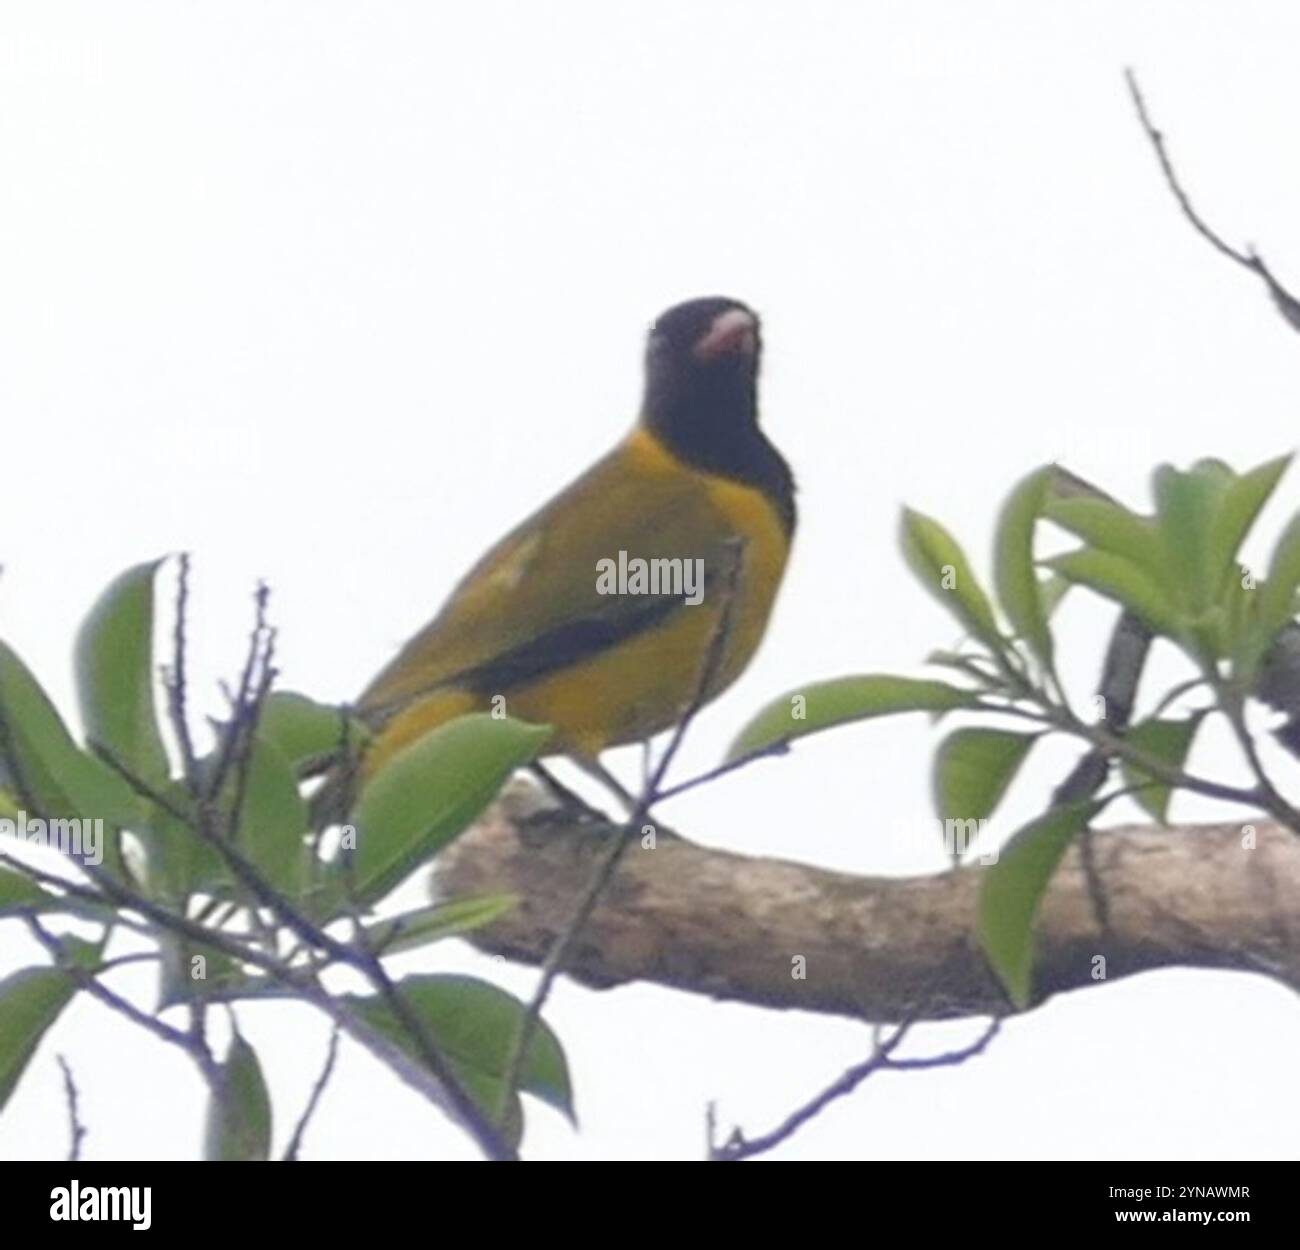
xmin=435 ymin=784 xmax=1300 ymax=1021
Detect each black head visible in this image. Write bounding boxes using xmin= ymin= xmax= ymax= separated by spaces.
xmin=642 ymin=297 xmax=762 ymax=437
xmin=639 ymin=296 xmax=795 ymax=534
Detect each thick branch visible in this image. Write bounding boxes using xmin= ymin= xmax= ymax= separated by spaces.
xmin=436 ymin=785 xmax=1300 ymax=1021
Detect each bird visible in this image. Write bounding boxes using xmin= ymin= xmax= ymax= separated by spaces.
xmin=348 ymin=296 xmax=796 ymax=799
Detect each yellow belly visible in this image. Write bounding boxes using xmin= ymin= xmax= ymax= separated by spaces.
xmin=361 ymin=433 xmax=791 ymax=775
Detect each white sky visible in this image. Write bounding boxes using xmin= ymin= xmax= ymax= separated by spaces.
xmin=3 ymin=2 xmax=1300 ymax=1161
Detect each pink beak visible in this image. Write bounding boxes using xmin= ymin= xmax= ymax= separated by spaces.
xmin=692 ymin=308 xmax=758 ymax=361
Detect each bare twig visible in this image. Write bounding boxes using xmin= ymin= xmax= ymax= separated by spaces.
xmin=1217 ymin=686 xmax=1300 ymax=835
xmin=163 ymin=552 xmax=202 ymax=791
xmin=709 ymin=1023 xmax=911 ymax=1161
xmin=208 ymin=583 xmax=276 ymax=825
xmin=495 ymin=539 xmax=748 ymax=1125
xmin=282 ymin=1025 xmax=341 ymax=1161
xmin=107 ymin=642 xmax=518 ymax=1159
xmin=1125 ymin=68 xmax=1300 ymax=334
xmin=4 ymin=822 xmax=510 ymax=1154
xmin=12 ymin=562 xmax=516 ymax=1161
xmin=56 ymin=1054 xmax=86 ymax=1162
xmin=977 ymin=696 xmax=1264 ymax=809
xmin=219 ymin=596 xmax=281 ymax=949
xmin=651 ymin=740 xmax=790 ymax=805
xmin=0 ymin=850 xmax=150 ymax=932
xmin=25 ymin=916 xmax=220 ymax=1083
xmin=709 ymin=1018 xmax=1000 ymax=1161
xmin=881 ymin=1018 xmax=1002 ymax=1071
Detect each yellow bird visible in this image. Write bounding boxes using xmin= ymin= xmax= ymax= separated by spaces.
xmin=353 ymin=296 xmax=796 ymax=789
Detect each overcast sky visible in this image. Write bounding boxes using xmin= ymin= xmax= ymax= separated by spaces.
xmin=3 ymin=2 xmax=1299 ymax=1161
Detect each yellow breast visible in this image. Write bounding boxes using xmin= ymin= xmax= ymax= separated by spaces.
xmin=505 ymin=429 xmax=791 ymax=755
xmin=360 ymin=426 xmax=793 ymax=774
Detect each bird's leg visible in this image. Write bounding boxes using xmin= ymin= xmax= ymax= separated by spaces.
xmin=529 ymin=762 xmax=588 ymax=808
xmin=568 ymin=755 xmax=638 ymax=816
xmin=575 ymin=749 xmax=684 ymax=842
xmin=528 ymin=762 xmax=609 ymax=824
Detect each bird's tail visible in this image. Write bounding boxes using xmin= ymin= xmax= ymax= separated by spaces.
xmin=308 ymin=687 xmax=483 ymax=828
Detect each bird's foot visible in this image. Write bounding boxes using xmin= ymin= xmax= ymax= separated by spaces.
xmin=527 ymin=763 xmax=614 ymax=826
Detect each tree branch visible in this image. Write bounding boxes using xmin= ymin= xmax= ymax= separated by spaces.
xmin=495 ymin=538 xmax=747 ymax=1122
xmin=25 ymin=916 xmax=221 ymax=1084
xmin=436 ymin=784 xmax=1300 ymax=1021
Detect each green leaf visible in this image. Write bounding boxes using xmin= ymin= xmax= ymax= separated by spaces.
xmin=1240 ymin=510 xmax=1300 ymax=679
xmin=1044 ymin=497 xmax=1168 ymax=587
xmin=300 ymin=861 xmax=348 ymax=924
xmin=0 ymin=642 xmax=140 ymax=824
xmin=0 ymin=968 xmax=79 ymax=1111
xmin=1044 ymin=549 xmax=1184 ymax=639
xmin=0 ymin=865 xmax=63 ymax=915
xmin=0 ymin=865 xmax=120 ymax=925
xmin=0 ymin=937 xmax=101 ymax=1112
xmin=899 ymin=508 xmax=1003 ymax=649
xmin=0 ymin=641 xmax=140 ymax=881
xmin=345 ymin=973 xmax=574 ymax=1142
xmin=258 ymin=692 xmax=370 ymax=775
xmin=924 ymin=650 xmax=1007 ymax=692
xmin=362 ymin=894 xmax=519 ymax=955
xmin=925 ymin=650 xmax=991 ymax=670
xmin=1221 ymin=566 xmax=1258 ymax=658
xmin=74 ymin=559 xmax=170 ymax=788
xmin=157 ymin=932 xmax=256 ymax=1010
xmin=932 ymin=728 xmax=1038 ymax=858
xmin=1119 ymin=715 xmax=1204 ymax=824
xmin=1039 ymin=574 xmax=1072 ymax=620
xmin=994 ymin=467 xmax=1054 ymax=667
xmin=1209 ymin=454 xmax=1291 ymax=599
xmin=351 ymin=714 xmax=550 ymax=906
xmin=133 ymin=781 xmax=219 ymax=902
xmin=978 ymin=800 xmax=1102 ymax=1008
xmin=1153 ymin=462 xmax=1233 ymax=613
xmin=224 ymin=735 xmax=310 ymax=896
xmin=204 ymin=1030 xmax=272 ymax=1161
xmin=726 ymin=675 xmax=980 ymax=762
xmin=160 ymin=734 xmax=313 ymax=902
